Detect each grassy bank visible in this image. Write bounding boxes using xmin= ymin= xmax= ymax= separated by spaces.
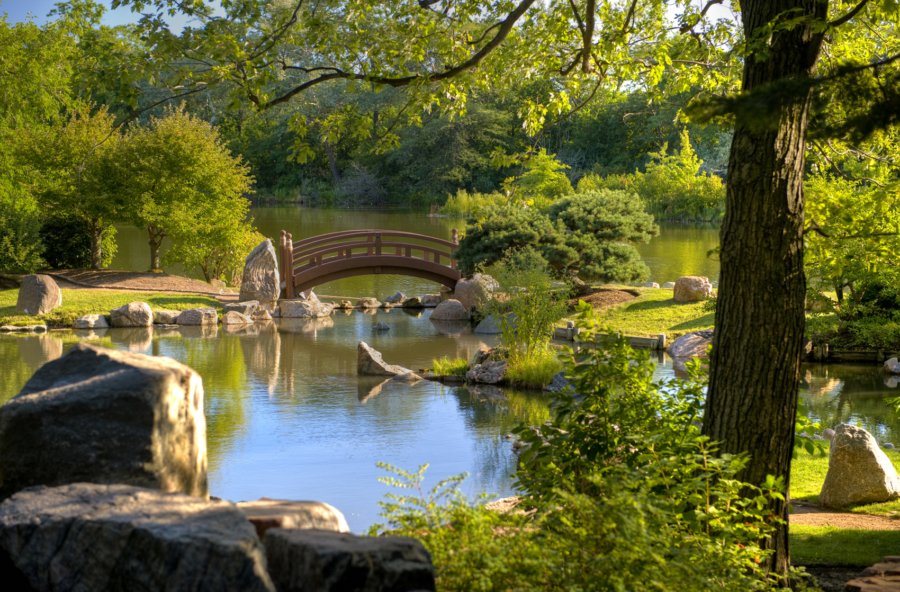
xmin=791 ymin=526 xmax=900 ymax=565
xmin=0 ymin=289 xmax=222 ymax=327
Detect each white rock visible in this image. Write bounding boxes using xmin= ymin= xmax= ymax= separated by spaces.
xmin=357 ymin=342 xmax=413 ymax=376
xmin=73 ymin=314 xmax=108 ymax=329
xmin=223 ymin=311 xmax=254 ymax=325
xmin=280 ymin=300 xmax=334 ymax=318
xmin=239 ymin=239 xmax=280 ymax=309
xmin=110 ymin=302 xmax=153 ymax=327
xmin=666 ymin=330 xmax=713 ymax=358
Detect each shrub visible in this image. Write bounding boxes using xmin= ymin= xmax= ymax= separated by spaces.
xmin=0 ymin=192 xmax=44 ymax=273
xmin=505 ymin=348 xmax=562 ymax=388
xmin=440 ymin=189 xmax=506 ymax=216
xmin=40 ymin=213 xmax=117 ymax=269
xmin=504 ymin=149 xmax=574 ymax=206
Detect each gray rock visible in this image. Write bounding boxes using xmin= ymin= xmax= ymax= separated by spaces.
xmin=823 ymin=428 xmax=836 ymax=441
xmin=885 ymin=443 xmax=896 ymax=450
xmin=470 ymin=346 xmax=500 ymax=366
xmin=643 ymin=282 xmax=660 ymax=288
xmin=374 ymin=322 xmax=390 ymax=331
xmin=453 ymin=274 xmax=497 ymax=310
xmin=0 ymin=343 xmax=207 ymax=499
xmin=253 ymin=309 xmax=273 ymax=321
xmin=357 ymin=297 xmax=381 ymax=309
xmin=474 ymin=314 xmax=516 ymax=335
xmin=15 ymin=275 xmax=62 ymax=316
xmin=299 ymin=290 xmax=319 ymax=302
xmin=385 ymin=292 xmax=407 ymax=305
xmin=0 ymin=483 xmax=274 ymax=591
xmin=0 ymin=325 xmax=47 ymax=333
xmin=223 ymin=311 xmax=254 ymax=325
xmin=544 ymin=371 xmax=571 ymax=394
xmin=813 ymin=434 xmax=825 ymax=440
xmin=209 ymin=278 xmax=227 ymax=289
xmin=177 ymin=308 xmax=218 ymax=326
xmin=392 ymin=372 xmax=423 ymax=383
xmin=237 ymin=498 xmax=349 ymax=540
xmin=819 ymin=423 xmax=900 ymax=508
xmin=357 ymin=342 xmax=413 ymax=376
xmin=421 ymin=294 xmax=441 ymax=307
xmin=885 ymin=357 xmax=900 ymax=374
xmin=154 ymin=309 xmax=181 ymax=324
xmin=264 ymin=528 xmax=436 ymax=592
xmin=239 ymin=239 xmax=280 ymax=309
xmin=225 ymin=300 xmax=260 ymax=316
xmin=430 ymin=299 xmax=469 ymax=321
xmin=662 ymin=282 xmax=676 ymax=289
xmin=73 ymin=313 xmax=109 ymax=330
xmin=111 ymin=301 xmax=153 ymax=327
xmin=337 ymin=300 xmax=354 ymax=309
xmin=666 ymin=330 xmax=714 ymax=358
xmin=466 ymin=360 xmax=508 ymax=385
xmin=281 ymin=300 xmax=334 ymax=318
xmin=403 ymin=297 xmax=423 ymax=308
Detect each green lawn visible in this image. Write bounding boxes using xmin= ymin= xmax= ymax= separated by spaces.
xmin=578 ymin=288 xmax=714 ymax=338
xmin=791 ymin=525 xmax=900 ymax=565
xmin=0 ymin=289 xmax=222 ymax=327
xmin=792 ymin=447 xmax=900 ymax=515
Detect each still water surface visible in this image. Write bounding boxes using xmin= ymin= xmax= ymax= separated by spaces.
xmin=3 ymin=208 xmax=893 ymax=531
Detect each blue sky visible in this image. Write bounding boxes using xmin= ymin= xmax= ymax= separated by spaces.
xmin=1 ymin=0 xmax=200 ymax=29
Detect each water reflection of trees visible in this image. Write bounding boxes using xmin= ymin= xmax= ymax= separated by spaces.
xmin=800 ymin=363 xmax=900 ymax=444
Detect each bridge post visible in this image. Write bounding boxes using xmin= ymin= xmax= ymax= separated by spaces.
xmin=285 ymin=233 xmax=295 ymax=299
xmin=279 ymin=231 xmax=287 ymax=299
xmin=450 ymin=228 xmax=459 ymax=269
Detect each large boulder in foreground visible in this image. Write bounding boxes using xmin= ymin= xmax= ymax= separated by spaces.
xmin=0 ymin=343 xmax=207 ymax=499
xmin=239 ymin=239 xmax=280 ymax=309
xmin=453 ymin=273 xmax=497 ymax=310
xmin=673 ymin=276 xmax=713 ymax=302
xmin=430 ymin=299 xmax=469 ymax=321
xmin=0 ymin=483 xmax=274 ymax=592
xmin=819 ymin=423 xmax=900 ymax=508
xmin=111 ymin=301 xmax=153 ymax=327
xmin=265 ymin=528 xmax=436 ymax=592
xmin=357 ymin=342 xmax=413 ymax=376
xmin=281 ymin=300 xmax=334 ymax=318
xmin=666 ymin=329 xmax=713 ymax=358
xmin=15 ymin=275 xmax=62 ymax=316
xmin=237 ymin=498 xmax=350 ymax=540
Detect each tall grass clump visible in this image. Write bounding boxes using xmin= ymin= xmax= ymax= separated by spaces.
xmin=440 ymin=189 xmax=506 ymax=216
xmin=433 ymin=356 xmax=470 ymax=376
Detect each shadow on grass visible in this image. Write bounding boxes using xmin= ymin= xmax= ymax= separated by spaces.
xmin=791 ymin=526 xmax=900 ymax=565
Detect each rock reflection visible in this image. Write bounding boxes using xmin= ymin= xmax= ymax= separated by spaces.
xmin=223 ymin=323 xmax=261 ymax=337
xmin=430 ymin=320 xmax=471 ymax=337
xmin=240 ymin=321 xmax=282 ymax=395
xmin=401 ymin=308 xmax=422 ymax=319
xmin=17 ymin=335 xmax=63 ymax=370
xmin=279 ymin=317 xmax=334 ymax=336
xmin=468 ymin=383 xmax=507 ymax=401
xmin=178 ymin=325 xmax=218 ymax=339
xmin=357 ymin=376 xmax=392 ymax=403
xmin=108 ymin=327 xmax=153 ymax=352
xmin=72 ymin=328 xmax=108 ymax=340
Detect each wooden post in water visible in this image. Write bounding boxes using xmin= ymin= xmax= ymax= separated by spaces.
xmin=285 ymin=233 xmax=295 ymax=299
xmin=657 ymin=333 xmax=666 ymax=350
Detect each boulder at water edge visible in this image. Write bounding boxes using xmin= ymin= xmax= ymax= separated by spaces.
xmin=819 ymin=423 xmax=900 ymax=508
xmin=357 ymin=297 xmax=381 ymax=309
xmin=154 ymin=310 xmax=181 ymax=324
xmin=15 ymin=275 xmax=62 ymax=316
xmin=430 ymin=299 xmax=469 ymax=321
xmin=453 ymin=273 xmax=498 ymax=310
xmin=110 ymin=301 xmax=153 ymax=327
xmin=177 ymin=308 xmax=218 ymax=326
xmin=421 ymin=294 xmax=441 ymax=307
xmin=73 ymin=313 xmax=108 ymax=329
xmin=223 ymin=311 xmax=254 ymax=325
xmin=225 ymin=300 xmax=259 ymax=316
xmin=0 ymin=483 xmax=274 ymax=592
xmin=385 ymin=292 xmax=407 ymax=305
xmin=237 ymin=498 xmax=350 ymax=540
xmin=885 ymin=357 xmax=900 ymax=375
xmin=264 ymin=528 xmax=436 ymax=592
xmin=666 ymin=330 xmax=713 ymax=358
xmin=299 ymin=290 xmax=319 ymax=302
xmin=253 ymin=309 xmax=273 ymax=321
xmin=466 ymin=360 xmax=508 ymax=385
xmin=0 ymin=343 xmax=207 ymax=499
xmin=357 ymin=342 xmax=413 ymax=376
xmin=673 ymin=276 xmax=713 ymax=302
xmin=239 ymin=239 xmax=280 ymax=309
xmin=403 ymin=296 xmax=422 ymax=308
xmin=281 ymin=300 xmax=334 ymax=318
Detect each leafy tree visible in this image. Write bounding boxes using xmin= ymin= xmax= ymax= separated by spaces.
xmin=456 ymin=189 xmax=657 ymax=283
xmin=504 ymin=149 xmax=574 ymax=205
xmin=39 ymin=213 xmax=117 ymax=270
xmin=0 ymin=193 xmax=45 ymax=273
xmin=114 ymin=109 xmax=253 ymax=271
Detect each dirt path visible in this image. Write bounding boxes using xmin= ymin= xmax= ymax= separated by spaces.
xmin=791 ymin=500 xmax=900 ymax=530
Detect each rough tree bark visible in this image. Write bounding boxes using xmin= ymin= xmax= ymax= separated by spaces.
xmin=324 ymin=139 xmax=341 ymax=184
xmin=89 ymin=219 xmax=104 ymax=270
xmin=147 ymin=226 xmax=166 ymax=271
xmin=702 ymin=0 xmax=826 ymax=578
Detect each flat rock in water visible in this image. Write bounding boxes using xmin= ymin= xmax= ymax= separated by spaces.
xmin=666 ymin=330 xmax=713 ymax=358
xmin=237 ymin=498 xmax=350 ymax=540
xmin=177 ymin=308 xmax=218 ymax=326
xmin=264 ymin=528 xmax=436 ymax=592
xmin=374 ymin=322 xmax=390 ymax=331
xmin=403 ymin=296 xmax=422 ymax=308
xmin=673 ymin=276 xmax=713 ymax=302
xmin=281 ymin=300 xmax=334 ymax=318
xmin=0 ymin=343 xmax=207 ymax=498
xmin=430 ymin=299 xmax=469 ymax=321
xmin=110 ymin=301 xmax=153 ymax=327
xmin=223 ymin=311 xmax=254 ymax=325
xmin=15 ymin=275 xmax=61 ymax=316
xmin=357 ymin=297 xmax=381 ymax=309
xmin=0 ymin=483 xmax=274 ymax=592
xmin=357 ymin=342 xmax=413 ymax=376
xmin=154 ymin=310 xmax=181 ymax=324
xmin=0 ymin=325 xmax=47 ymax=333
xmin=224 ymin=301 xmax=259 ymax=316
xmin=819 ymin=423 xmax=900 ymax=508
xmin=885 ymin=357 xmax=900 ymax=375
xmin=385 ymin=292 xmax=407 ymax=305
xmin=466 ymin=360 xmax=508 ymax=385
xmin=392 ymin=372 xmax=423 ymax=383
xmin=73 ymin=314 xmax=108 ymax=329
xmin=239 ymin=239 xmax=280 ymax=309
xmin=421 ymin=294 xmax=441 ymax=307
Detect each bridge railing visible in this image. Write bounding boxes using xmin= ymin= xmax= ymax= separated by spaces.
xmin=279 ymin=229 xmax=459 ymax=299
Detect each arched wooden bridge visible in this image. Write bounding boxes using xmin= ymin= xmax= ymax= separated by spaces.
xmin=278 ymin=229 xmax=461 ymax=298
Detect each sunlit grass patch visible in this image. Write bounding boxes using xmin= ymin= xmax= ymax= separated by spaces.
xmin=0 ymin=289 xmax=221 ymax=327
xmin=433 ymin=356 xmax=469 ymax=376
xmin=588 ymin=288 xmax=713 ymax=338
xmin=506 ymin=348 xmax=563 ymax=389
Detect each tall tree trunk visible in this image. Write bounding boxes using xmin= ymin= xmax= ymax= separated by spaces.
xmin=702 ymin=0 xmax=826 ymax=578
xmin=89 ymin=219 xmax=103 ymax=270
xmin=324 ymin=139 xmax=341 ymax=184
xmin=148 ymin=226 xmax=166 ymax=271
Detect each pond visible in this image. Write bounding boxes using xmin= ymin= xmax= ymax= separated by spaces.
xmin=110 ymin=207 xmax=723 ymax=292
